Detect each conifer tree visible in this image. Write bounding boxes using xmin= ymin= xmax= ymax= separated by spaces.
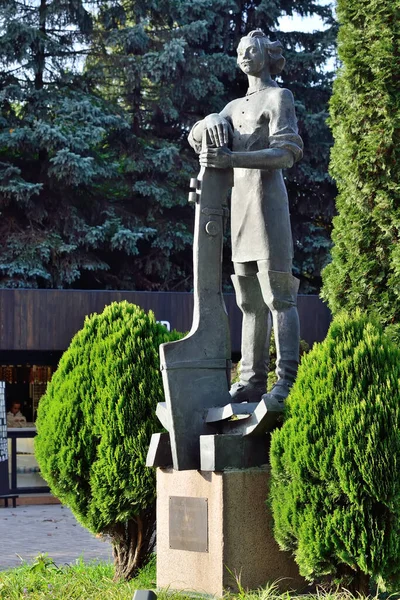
xmin=35 ymin=301 xmax=182 ymax=579
xmin=270 ymin=311 xmax=400 ymax=593
xmin=88 ymin=0 xmax=337 ymax=291
xmin=322 ymin=0 xmax=400 ymax=328
xmin=278 ymin=6 xmax=337 ymax=292
xmin=0 ymin=0 xmax=336 ymax=290
xmin=0 ymin=0 xmax=151 ymax=288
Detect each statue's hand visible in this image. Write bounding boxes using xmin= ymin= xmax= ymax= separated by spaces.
xmin=199 ymin=146 xmax=233 ymax=169
xmin=203 ymin=114 xmax=230 ymax=147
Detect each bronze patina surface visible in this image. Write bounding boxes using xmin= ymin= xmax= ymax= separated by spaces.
xmin=148 ymin=29 xmax=303 ymax=470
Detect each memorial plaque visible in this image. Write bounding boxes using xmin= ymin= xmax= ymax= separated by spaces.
xmin=169 ymin=496 xmax=208 ymax=552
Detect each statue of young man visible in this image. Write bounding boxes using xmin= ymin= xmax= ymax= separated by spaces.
xmin=188 ymin=29 xmax=303 ymax=409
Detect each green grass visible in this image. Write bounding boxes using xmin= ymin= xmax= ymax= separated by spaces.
xmin=0 ymin=555 xmax=386 ymax=600
xmin=0 ymin=554 xmax=156 ymax=599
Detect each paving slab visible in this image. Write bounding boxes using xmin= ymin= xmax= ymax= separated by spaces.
xmin=0 ymin=503 xmax=113 ymax=570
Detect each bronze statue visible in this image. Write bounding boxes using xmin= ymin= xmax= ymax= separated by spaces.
xmin=147 ymin=30 xmax=303 ymax=470
xmin=189 ymin=30 xmax=303 ymax=415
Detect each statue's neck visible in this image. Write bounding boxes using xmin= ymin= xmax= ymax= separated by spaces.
xmin=246 ymin=72 xmax=276 ymax=93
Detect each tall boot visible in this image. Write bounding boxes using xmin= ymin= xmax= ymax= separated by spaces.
xmin=257 ymin=270 xmax=300 ymax=403
xmin=230 ymin=274 xmax=271 ymax=403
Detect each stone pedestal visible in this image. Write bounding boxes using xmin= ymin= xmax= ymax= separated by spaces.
xmin=156 ymin=467 xmax=306 ymax=596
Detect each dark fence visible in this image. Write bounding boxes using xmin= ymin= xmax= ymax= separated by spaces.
xmin=0 ymin=289 xmax=331 ymax=355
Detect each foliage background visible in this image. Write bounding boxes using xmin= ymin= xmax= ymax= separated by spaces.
xmin=321 ymin=0 xmax=400 ymax=331
xmin=35 ymin=301 xmax=181 ymax=578
xmin=270 ymin=311 xmax=400 ymax=592
xmin=0 ymin=0 xmax=337 ymax=292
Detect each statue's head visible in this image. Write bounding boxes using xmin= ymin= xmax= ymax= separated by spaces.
xmin=237 ymin=30 xmax=285 ymax=76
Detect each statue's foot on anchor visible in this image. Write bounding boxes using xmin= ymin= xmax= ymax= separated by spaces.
xmin=230 ymin=381 xmax=265 ymax=403
xmin=207 ymin=381 xmax=292 ymax=435
xmin=221 ymin=395 xmax=283 ymax=436
xmin=222 ymin=381 xmax=293 ymax=436
xmin=262 ymin=380 xmax=292 ymax=403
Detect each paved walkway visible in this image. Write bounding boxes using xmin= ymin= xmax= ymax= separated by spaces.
xmin=0 ymin=504 xmax=113 ymax=570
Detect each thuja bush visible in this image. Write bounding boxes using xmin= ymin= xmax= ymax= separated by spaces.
xmin=322 ymin=0 xmax=400 ymax=329
xmin=270 ymin=311 xmax=400 ymax=594
xmin=35 ymin=301 xmax=181 ymax=580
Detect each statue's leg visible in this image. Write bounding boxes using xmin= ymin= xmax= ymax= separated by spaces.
xmin=256 ymin=267 xmax=300 ymax=404
xmin=230 ymin=262 xmax=271 ymax=402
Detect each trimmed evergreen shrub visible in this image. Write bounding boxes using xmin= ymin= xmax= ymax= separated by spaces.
xmin=321 ymin=0 xmax=400 ymax=331
xmin=35 ymin=301 xmax=181 ymax=580
xmin=270 ymin=311 xmax=400 ymax=594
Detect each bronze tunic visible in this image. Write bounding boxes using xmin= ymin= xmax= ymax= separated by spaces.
xmin=189 ymin=84 xmax=303 ymax=264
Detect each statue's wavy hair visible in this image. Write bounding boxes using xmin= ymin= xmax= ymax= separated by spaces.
xmin=239 ymin=29 xmax=285 ymax=75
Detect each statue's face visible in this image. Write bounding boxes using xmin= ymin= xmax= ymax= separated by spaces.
xmin=237 ymin=38 xmax=266 ymax=75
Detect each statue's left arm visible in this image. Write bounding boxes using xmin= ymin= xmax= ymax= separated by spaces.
xmin=188 ymin=104 xmax=234 ymax=153
xmin=200 ymin=88 xmax=303 ymax=170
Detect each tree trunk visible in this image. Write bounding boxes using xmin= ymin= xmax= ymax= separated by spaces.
xmin=109 ymin=504 xmax=156 ymax=581
xmin=347 ymin=570 xmax=370 ymax=596
xmin=336 ymin=565 xmax=371 ymax=596
xmin=35 ymin=0 xmax=46 ymax=91
xmin=34 ymin=0 xmax=48 ymax=169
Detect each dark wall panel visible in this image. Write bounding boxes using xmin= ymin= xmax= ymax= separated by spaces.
xmin=0 ymin=290 xmax=331 ymax=354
